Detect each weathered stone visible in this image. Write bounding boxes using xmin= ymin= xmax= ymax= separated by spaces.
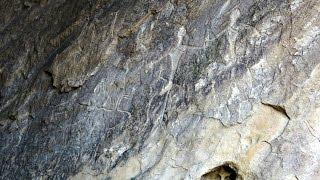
xmin=1 ymin=0 xmax=320 ymax=179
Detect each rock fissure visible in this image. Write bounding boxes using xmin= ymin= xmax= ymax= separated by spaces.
xmin=261 ymin=102 xmax=291 ymax=120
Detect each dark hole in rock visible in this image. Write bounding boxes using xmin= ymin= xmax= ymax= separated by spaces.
xmin=201 ymin=162 xmax=242 ymax=180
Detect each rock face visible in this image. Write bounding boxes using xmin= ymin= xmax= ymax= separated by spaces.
xmin=1 ymin=0 xmax=320 ymax=179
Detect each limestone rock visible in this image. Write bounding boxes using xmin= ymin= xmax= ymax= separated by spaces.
xmin=1 ymin=0 xmax=320 ymax=179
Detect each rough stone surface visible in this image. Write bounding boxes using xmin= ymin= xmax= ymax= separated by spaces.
xmin=1 ymin=0 xmax=320 ymax=179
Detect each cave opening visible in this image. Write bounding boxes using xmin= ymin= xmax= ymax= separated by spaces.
xmin=201 ymin=162 xmax=242 ymax=180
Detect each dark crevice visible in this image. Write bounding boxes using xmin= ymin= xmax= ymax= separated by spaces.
xmin=201 ymin=162 xmax=242 ymax=180
xmin=261 ymin=102 xmax=291 ymax=120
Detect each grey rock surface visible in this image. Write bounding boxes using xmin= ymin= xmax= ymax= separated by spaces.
xmin=1 ymin=0 xmax=320 ymax=179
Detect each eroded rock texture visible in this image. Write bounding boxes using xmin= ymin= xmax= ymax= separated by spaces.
xmin=1 ymin=0 xmax=320 ymax=179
